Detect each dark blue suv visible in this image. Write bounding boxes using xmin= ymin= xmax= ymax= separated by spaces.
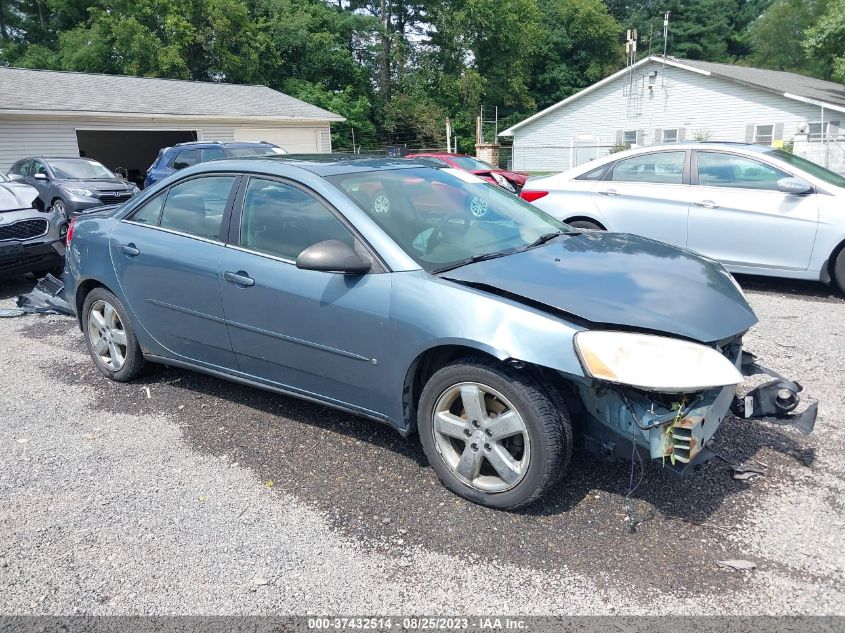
xmin=144 ymin=141 xmax=285 ymax=188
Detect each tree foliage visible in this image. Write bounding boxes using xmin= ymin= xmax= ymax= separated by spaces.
xmin=0 ymin=0 xmax=842 ymax=151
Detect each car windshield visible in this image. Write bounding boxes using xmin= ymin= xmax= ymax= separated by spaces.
xmin=765 ymin=149 xmax=845 ymax=188
xmin=450 ymin=155 xmax=496 ymax=171
xmin=227 ymin=146 xmax=285 ymax=157
xmin=327 ymin=167 xmax=571 ymax=273
xmin=49 ymin=159 xmax=115 ymax=179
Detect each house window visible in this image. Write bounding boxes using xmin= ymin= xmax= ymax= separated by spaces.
xmin=662 ymin=129 xmax=678 ymax=143
xmin=754 ymin=124 xmax=774 ymax=144
xmin=623 ymin=130 xmax=637 ymax=146
xmin=808 ymin=121 xmax=828 ymax=142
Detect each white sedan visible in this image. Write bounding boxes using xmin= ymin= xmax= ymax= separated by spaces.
xmin=521 ymin=142 xmax=845 ymax=293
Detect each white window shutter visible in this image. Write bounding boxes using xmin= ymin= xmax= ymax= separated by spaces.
xmin=678 ymin=128 xmax=686 ymax=142
xmin=616 ymin=130 xmax=624 ymax=145
xmin=745 ymin=124 xmax=754 ymax=143
xmin=654 ymin=128 xmax=662 ymax=144
xmin=774 ymin=123 xmax=784 ymax=141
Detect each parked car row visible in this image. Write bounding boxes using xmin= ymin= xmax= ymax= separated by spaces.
xmin=1 ymin=141 xmax=285 ymax=278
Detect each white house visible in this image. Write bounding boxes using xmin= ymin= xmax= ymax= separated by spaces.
xmin=500 ymin=56 xmax=845 ymax=173
xmin=0 ymin=67 xmax=344 ymax=183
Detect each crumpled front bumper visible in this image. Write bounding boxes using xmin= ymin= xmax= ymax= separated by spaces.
xmin=573 ymin=340 xmax=815 ymax=476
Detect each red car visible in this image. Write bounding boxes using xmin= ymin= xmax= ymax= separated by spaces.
xmin=405 ymin=153 xmax=529 ymax=193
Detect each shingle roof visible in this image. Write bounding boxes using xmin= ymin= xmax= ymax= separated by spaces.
xmin=0 ymin=67 xmax=345 ymax=121
xmin=500 ymin=55 xmax=845 ymax=136
xmin=676 ymin=58 xmax=845 ymax=109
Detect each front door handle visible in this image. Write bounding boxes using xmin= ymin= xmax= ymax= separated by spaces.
xmin=693 ymin=200 xmax=720 ymax=209
xmin=118 ymin=243 xmax=140 ymax=257
xmin=224 ymin=271 xmax=255 ymax=287
xmin=598 ymin=189 xmax=620 ymax=196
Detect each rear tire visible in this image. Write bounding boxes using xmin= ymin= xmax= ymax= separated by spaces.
xmin=418 ymin=358 xmax=572 ymax=510
xmin=833 ymin=248 xmax=845 ymax=295
xmin=566 ymin=219 xmax=604 ymax=231
xmin=82 ymin=288 xmax=145 ymax=382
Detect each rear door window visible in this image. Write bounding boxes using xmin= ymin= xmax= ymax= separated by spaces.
xmin=609 ymin=151 xmax=686 ymax=184
xmin=201 ymin=147 xmax=226 ymax=162
xmin=158 ymin=176 xmax=236 ymax=240
xmin=11 ymin=160 xmax=31 ymax=176
xmin=129 ymin=192 xmax=166 ymax=225
xmin=171 ymin=149 xmax=200 ymax=170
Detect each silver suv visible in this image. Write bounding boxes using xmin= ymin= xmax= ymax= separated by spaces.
xmin=0 ymin=172 xmax=66 ymax=278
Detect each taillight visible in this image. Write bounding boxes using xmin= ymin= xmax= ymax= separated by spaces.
xmin=520 ymin=190 xmax=548 ymax=202
xmin=66 ymin=217 xmax=76 ymax=244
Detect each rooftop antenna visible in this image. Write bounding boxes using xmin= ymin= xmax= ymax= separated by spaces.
xmin=662 ymin=11 xmax=670 ymax=86
xmin=625 ymin=28 xmax=638 ymax=96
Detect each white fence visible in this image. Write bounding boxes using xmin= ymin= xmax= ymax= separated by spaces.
xmin=793 ymin=135 xmax=845 ymax=175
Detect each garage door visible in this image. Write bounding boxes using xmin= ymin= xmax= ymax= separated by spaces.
xmin=233 ymin=128 xmax=323 ymax=153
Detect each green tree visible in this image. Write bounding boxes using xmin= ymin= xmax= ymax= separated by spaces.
xmin=804 ymin=0 xmax=845 ymax=81
xmin=532 ymin=0 xmax=622 ymax=109
xmin=749 ymin=0 xmax=830 ymax=75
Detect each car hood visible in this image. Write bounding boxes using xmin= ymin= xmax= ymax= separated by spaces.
xmin=441 ymin=232 xmax=757 ymax=343
xmin=0 ymin=182 xmax=39 ymax=211
xmin=59 ymin=178 xmax=134 ymax=192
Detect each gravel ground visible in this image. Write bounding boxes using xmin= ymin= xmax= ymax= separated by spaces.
xmin=0 ymin=273 xmax=843 ymax=615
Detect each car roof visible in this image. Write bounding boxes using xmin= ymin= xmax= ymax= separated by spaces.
xmin=201 ymin=154 xmax=433 ymax=176
xmin=171 ymin=140 xmax=277 ymax=148
xmin=616 ymin=142 xmax=777 ymax=156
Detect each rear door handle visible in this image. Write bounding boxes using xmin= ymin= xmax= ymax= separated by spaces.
xmin=693 ymin=200 xmax=719 ymax=209
xmin=118 ymin=243 xmax=140 ymax=256
xmin=598 ymin=189 xmax=620 ymax=196
xmin=224 ymin=271 xmax=255 ymax=287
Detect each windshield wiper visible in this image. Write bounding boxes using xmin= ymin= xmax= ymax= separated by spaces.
xmin=521 ymin=231 xmax=566 ymax=251
xmin=432 ymin=250 xmax=513 ymax=274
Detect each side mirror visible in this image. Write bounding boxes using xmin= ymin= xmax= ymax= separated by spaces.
xmin=7 ymin=173 xmax=23 ymax=182
xmin=296 ymin=240 xmax=372 ymax=274
xmin=777 ymin=177 xmax=813 ymax=195
xmin=33 ymin=172 xmax=48 ymax=181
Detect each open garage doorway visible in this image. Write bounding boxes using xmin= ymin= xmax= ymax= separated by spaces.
xmin=76 ymin=129 xmax=197 ymax=188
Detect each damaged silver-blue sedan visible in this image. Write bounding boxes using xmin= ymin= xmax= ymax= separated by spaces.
xmin=64 ymin=156 xmax=812 ymax=509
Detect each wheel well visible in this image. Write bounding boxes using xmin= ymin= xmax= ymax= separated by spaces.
xmin=564 ymin=215 xmax=606 ymax=230
xmin=74 ymin=279 xmax=110 ymax=326
xmin=827 ymin=238 xmax=845 ymax=284
xmin=401 ymin=345 xmax=581 ymax=436
xmin=402 ymin=345 xmax=499 ymax=434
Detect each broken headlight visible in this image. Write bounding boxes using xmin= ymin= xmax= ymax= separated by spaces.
xmin=573 ymin=331 xmax=744 ymax=393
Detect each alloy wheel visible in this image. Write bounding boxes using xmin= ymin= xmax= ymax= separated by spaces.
xmin=432 ymin=381 xmax=530 ymax=492
xmin=53 ymin=199 xmax=67 ymax=219
xmin=87 ymin=300 xmax=128 ymax=371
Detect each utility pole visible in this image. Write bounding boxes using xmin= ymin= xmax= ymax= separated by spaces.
xmin=446 ymin=117 xmax=451 ymax=153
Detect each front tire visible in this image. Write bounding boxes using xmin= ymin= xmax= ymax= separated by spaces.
xmin=833 ymin=248 xmax=845 ymax=295
xmin=82 ymin=288 xmax=145 ymax=382
xmin=566 ymin=219 xmax=604 ymax=231
xmin=51 ymin=198 xmax=69 ymax=222
xmin=418 ymin=359 xmax=572 ymax=510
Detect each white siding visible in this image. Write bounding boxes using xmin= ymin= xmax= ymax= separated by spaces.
xmin=509 ymin=61 xmax=836 ymax=172
xmin=232 ymin=125 xmax=332 ymax=153
xmin=0 ymin=116 xmax=236 ymax=172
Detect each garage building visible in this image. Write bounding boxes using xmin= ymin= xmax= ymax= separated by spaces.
xmin=0 ymin=67 xmax=344 ymax=185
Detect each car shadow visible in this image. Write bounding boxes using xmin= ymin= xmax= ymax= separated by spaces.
xmin=735 ymin=273 xmax=843 ymax=302
xmin=38 ymin=317 xmax=816 ymax=594
xmin=0 ymin=274 xmax=36 ymax=301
